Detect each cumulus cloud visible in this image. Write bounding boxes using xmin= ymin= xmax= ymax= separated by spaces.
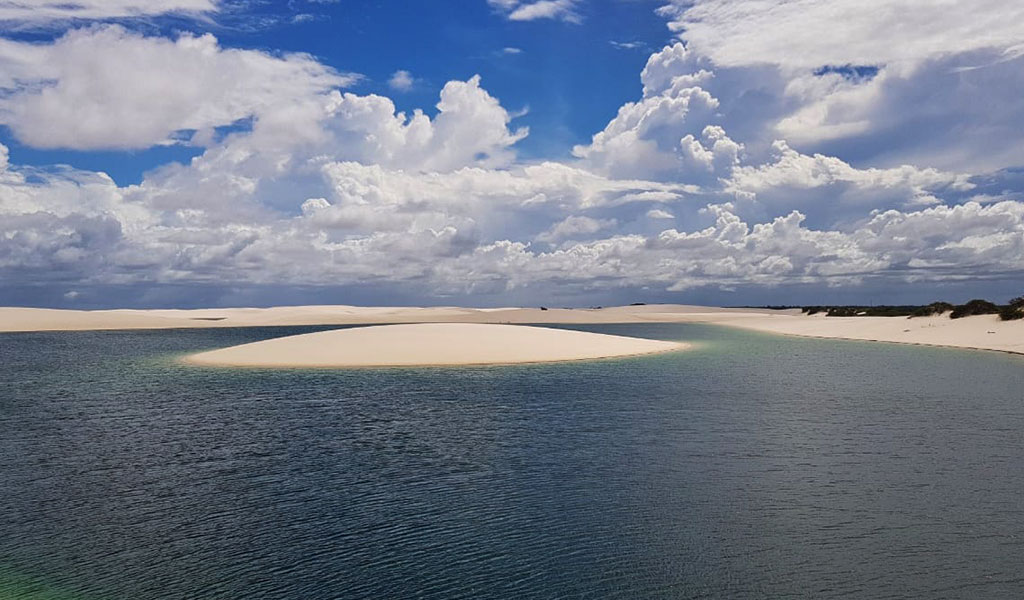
xmin=319 ymin=75 xmax=528 ymax=171
xmin=0 ymin=26 xmax=355 ymax=150
xmin=121 ymin=73 xmax=534 ymax=234
xmin=774 ymin=52 xmax=1024 ymax=172
xmin=428 ymin=199 xmax=1024 ymax=296
xmin=309 ymin=160 xmax=688 ymax=246
xmin=4 ymin=124 xmax=1022 ymax=303
xmin=659 ymin=0 xmax=1024 ymax=70
xmin=573 ymin=45 xmax=743 ymax=183
xmin=653 ymin=1 xmax=1024 ymax=172
xmin=724 ymin=140 xmax=975 ymax=227
xmin=2 ymin=1 xmax=1024 ymax=305
xmin=729 ymin=141 xmax=972 ymax=196
xmin=573 ymin=85 xmax=720 ymax=181
xmin=537 ymin=216 xmax=617 ymax=243
xmin=488 ymin=0 xmax=580 ymax=23
xmin=388 ymin=70 xmax=414 ymax=92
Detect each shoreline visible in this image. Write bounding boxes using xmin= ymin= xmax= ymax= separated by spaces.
xmin=708 ymin=313 xmax=1024 ymax=358
xmin=2 ymin=304 xmax=1022 ymax=358
xmin=0 ymin=304 xmax=776 ymax=332
xmin=183 ymin=323 xmax=687 ymax=368
xmin=183 ymin=344 xmax=687 ymax=370
xmin=717 ymin=323 xmax=1024 ymax=359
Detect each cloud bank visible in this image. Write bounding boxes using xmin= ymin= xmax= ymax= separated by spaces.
xmin=1 ymin=1 xmax=1023 ymax=306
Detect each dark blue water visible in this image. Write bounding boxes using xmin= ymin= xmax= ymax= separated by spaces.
xmin=2 ymin=323 xmax=1024 ymax=599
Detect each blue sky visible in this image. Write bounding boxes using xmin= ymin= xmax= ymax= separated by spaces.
xmin=1 ymin=0 xmax=671 ymax=184
xmin=1 ymin=0 xmax=1023 ymax=308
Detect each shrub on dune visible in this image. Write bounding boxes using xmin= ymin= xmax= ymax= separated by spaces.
xmin=826 ymin=306 xmax=859 ymax=317
xmin=910 ymin=302 xmax=955 ymax=318
xmin=950 ymin=299 xmax=1000 ymax=319
xmin=999 ymin=296 xmax=1024 ymax=321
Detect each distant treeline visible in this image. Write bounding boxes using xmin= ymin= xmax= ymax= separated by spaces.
xmin=799 ymin=296 xmax=1024 ymax=321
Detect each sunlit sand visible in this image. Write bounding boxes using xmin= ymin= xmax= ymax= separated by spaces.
xmin=184 ymin=322 xmax=686 ymax=367
xmin=3 ymin=304 xmax=1022 ymax=357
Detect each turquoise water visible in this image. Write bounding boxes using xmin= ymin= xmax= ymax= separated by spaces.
xmin=2 ymin=323 xmax=1023 ymax=599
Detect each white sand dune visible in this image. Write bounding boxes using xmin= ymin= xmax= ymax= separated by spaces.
xmin=710 ymin=312 xmax=1024 ymax=356
xmin=0 ymin=304 xmax=772 ymax=331
xmin=3 ymin=304 xmax=1022 ymax=358
xmin=184 ymin=323 xmax=686 ymax=367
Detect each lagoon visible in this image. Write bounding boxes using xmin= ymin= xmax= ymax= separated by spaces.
xmin=2 ymin=323 xmax=1023 ymax=598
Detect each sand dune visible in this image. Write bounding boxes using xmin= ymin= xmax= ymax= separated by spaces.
xmin=713 ymin=312 xmax=1024 ymax=356
xmin=0 ymin=304 xmax=770 ymax=331
xmin=3 ymin=304 xmax=1022 ymax=358
xmin=185 ymin=323 xmax=686 ymax=367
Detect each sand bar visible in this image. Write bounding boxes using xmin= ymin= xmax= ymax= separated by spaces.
xmin=185 ymin=323 xmax=687 ymax=367
xmin=3 ymin=304 xmax=1023 ymax=357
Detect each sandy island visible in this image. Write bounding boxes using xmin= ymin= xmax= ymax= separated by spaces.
xmin=184 ymin=323 xmax=686 ymax=367
xmin=1 ymin=304 xmax=1022 ymax=359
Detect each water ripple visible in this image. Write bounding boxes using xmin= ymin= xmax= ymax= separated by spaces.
xmin=2 ymin=324 xmax=1024 ymax=598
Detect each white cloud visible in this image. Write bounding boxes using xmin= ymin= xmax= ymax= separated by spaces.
xmin=318 ymin=75 xmax=528 ymax=171
xmin=652 ymin=1 xmax=1024 ymax=172
xmin=4 ymin=125 xmax=1021 ymax=301
xmin=537 ymin=216 xmax=617 ymax=243
xmin=773 ymin=52 xmax=1024 ymax=172
xmin=659 ymin=0 xmax=1024 ymax=70
xmin=729 ymin=141 xmax=972 ymax=196
xmin=388 ymin=70 xmax=414 ymax=92
xmin=488 ymin=0 xmax=580 ymax=23
xmin=308 ymin=160 xmax=688 ymax=246
xmin=0 ymin=26 xmax=355 ymax=150
xmin=723 ymin=140 xmax=975 ymax=228
xmin=0 ymin=0 xmax=218 ymax=23
xmin=573 ymin=67 xmax=741 ymax=182
xmin=2 ymin=2 xmax=1024 ymax=305
xmin=447 ymin=200 xmax=1024 ymax=295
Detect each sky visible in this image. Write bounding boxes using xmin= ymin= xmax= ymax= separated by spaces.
xmin=1 ymin=0 xmax=1023 ymax=308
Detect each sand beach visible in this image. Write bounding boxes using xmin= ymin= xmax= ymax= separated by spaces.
xmin=2 ymin=304 xmax=1022 ymax=361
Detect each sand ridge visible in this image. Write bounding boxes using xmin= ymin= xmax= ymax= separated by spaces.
xmin=715 ymin=312 xmax=1024 ymax=356
xmin=2 ymin=304 xmax=1022 ymax=358
xmin=184 ymin=322 xmax=687 ymax=367
xmin=0 ymin=304 xmax=770 ymax=331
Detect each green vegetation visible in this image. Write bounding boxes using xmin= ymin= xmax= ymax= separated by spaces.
xmin=949 ymin=299 xmax=999 ymax=319
xmin=910 ymin=302 xmax=955 ymax=317
xmin=800 ymin=295 xmax=1023 ymax=321
xmin=999 ymin=296 xmax=1024 ymax=321
xmin=802 ymin=305 xmax=925 ymax=317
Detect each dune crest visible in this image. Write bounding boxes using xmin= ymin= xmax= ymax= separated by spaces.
xmin=185 ymin=323 xmax=686 ymax=367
